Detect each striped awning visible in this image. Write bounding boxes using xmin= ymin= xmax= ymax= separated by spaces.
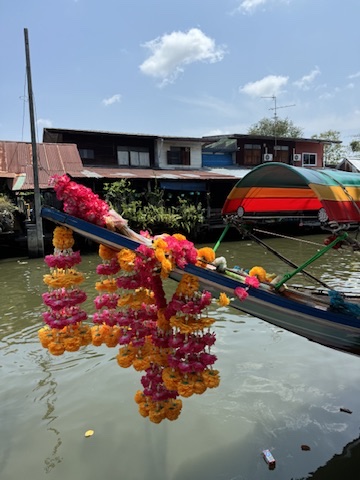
xmin=222 ymin=163 xmax=360 ymax=224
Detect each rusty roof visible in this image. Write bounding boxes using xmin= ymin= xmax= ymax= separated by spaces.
xmin=73 ymin=166 xmax=246 ymax=180
xmin=0 ymin=141 xmax=84 ymax=190
xmin=0 ymin=141 xmax=248 ymax=191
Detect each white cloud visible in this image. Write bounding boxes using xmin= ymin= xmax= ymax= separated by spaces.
xmin=139 ymin=28 xmax=225 ymax=86
xmin=293 ymin=67 xmax=320 ymax=90
xmin=237 ymin=0 xmax=267 ymax=13
xmin=234 ymin=0 xmax=290 ymax=14
xmin=102 ymin=94 xmax=122 ymax=106
xmin=348 ymin=71 xmax=360 ymax=79
xmin=240 ymin=75 xmax=288 ymax=97
xmin=36 ymin=118 xmax=52 ymax=128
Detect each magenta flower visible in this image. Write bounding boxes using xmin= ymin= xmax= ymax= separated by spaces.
xmin=234 ymin=287 xmax=249 ymax=301
xmin=245 ymin=276 xmax=260 ymax=288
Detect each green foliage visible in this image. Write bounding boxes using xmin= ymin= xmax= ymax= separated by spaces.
xmin=103 ymin=180 xmax=205 ymax=236
xmin=350 ymin=140 xmax=360 ymax=152
xmin=0 ymin=195 xmax=16 ymax=232
xmin=311 ymin=130 xmax=348 ymax=165
xmin=248 ymin=117 xmax=303 ymax=138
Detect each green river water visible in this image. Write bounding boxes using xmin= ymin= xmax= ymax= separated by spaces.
xmin=0 ymin=233 xmax=360 ymax=480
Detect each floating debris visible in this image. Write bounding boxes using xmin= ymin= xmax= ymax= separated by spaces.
xmin=301 ymin=445 xmax=311 ymax=451
xmin=84 ymin=430 xmax=94 ymax=437
xmin=340 ymin=407 xmax=352 ymax=414
xmin=262 ymin=449 xmax=276 ymax=470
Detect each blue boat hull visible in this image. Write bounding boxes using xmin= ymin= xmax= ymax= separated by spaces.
xmin=41 ymin=206 xmax=360 ymax=357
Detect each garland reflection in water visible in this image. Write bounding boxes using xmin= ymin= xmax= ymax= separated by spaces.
xmin=38 ymin=175 xmax=259 ymax=424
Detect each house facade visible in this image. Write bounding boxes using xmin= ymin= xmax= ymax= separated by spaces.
xmin=203 ymin=134 xmax=332 ymax=168
xmin=43 ymin=128 xmax=203 ymax=170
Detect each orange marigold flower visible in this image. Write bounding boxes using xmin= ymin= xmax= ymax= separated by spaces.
xmin=165 ymin=400 xmax=182 ymax=421
xmin=134 ymin=390 xmax=146 ymax=404
xmin=177 ymin=383 xmax=194 ymax=398
xmin=172 ymin=233 xmax=186 ymax=241
xmin=64 ymin=336 xmax=81 ymax=352
xmin=149 ymin=409 xmax=166 ymax=424
xmin=52 ymin=226 xmax=74 ymax=250
xmin=217 ymin=292 xmax=230 ymax=307
xmin=249 ymin=266 xmax=267 ymax=282
xmin=117 ymin=249 xmax=136 ymax=272
xmin=197 ymin=247 xmax=215 ymax=265
xmin=153 ymin=238 xmax=168 ymax=250
xmin=176 ymin=274 xmax=199 ymax=296
xmin=193 ymin=379 xmax=207 ymax=395
xmin=202 ymin=369 xmax=220 ymax=389
xmin=95 ymin=278 xmax=118 ymax=292
xmin=43 ymin=270 xmax=85 ymax=288
xmin=138 ymin=403 xmax=150 ymax=417
xmin=38 ymin=327 xmax=54 ymax=348
xmin=98 ymin=244 xmax=118 ymax=261
xmin=48 ymin=341 xmax=65 ymax=356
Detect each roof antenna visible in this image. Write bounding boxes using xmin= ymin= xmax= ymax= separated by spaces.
xmin=262 ymin=95 xmax=295 ymax=158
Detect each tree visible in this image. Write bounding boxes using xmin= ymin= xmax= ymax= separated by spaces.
xmin=103 ymin=179 xmax=205 ymax=237
xmin=311 ymin=130 xmax=349 ymax=165
xmin=248 ymin=117 xmax=303 ymax=138
xmin=350 ymin=140 xmax=360 ymax=152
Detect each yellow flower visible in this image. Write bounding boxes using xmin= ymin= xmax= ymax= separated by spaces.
xmin=153 ymin=238 xmax=168 ymax=250
xmin=43 ymin=270 xmax=85 ymax=288
xmin=217 ymin=292 xmax=230 ymax=307
xmin=95 ymin=278 xmax=118 ymax=292
xmin=197 ymin=247 xmax=215 ymax=265
xmin=176 ymin=274 xmax=199 ymax=296
xmin=38 ymin=327 xmax=54 ymax=347
xmin=202 ymin=369 xmax=220 ymax=389
xmin=48 ymin=341 xmax=65 ymax=356
xmin=99 ymin=244 xmax=118 ymax=261
xmin=117 ymin=249 xmax=136 ymax=271
xmin=160 ymin=258 xmax=173 ymax=278
xmin=138 ymin=403 xmax=150 ymax=418
xmin=172 ymin=233 xmax=186 ymax=241
xmin=63 ymin=337 xmax=81 ymax=352
xmin=52 ymin=226 xmax=74 ymax=250
xmin=249 ymin=266 xmax=267 ymax=282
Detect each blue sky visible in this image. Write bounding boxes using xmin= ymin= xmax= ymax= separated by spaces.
xmin=1 ymin=0 xmax=360 ymax=146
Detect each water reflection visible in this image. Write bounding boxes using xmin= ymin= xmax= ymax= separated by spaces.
xmin=0 ymin=237 xmax=360 ymax=480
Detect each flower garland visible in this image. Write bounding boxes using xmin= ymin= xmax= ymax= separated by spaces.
xmin=91 ymin=244 xmax=121 ymax=347
xmin=39 ymin=226 xmax=90 ymax=355
xmin=39 ymin=176 xmax=263 ymax=423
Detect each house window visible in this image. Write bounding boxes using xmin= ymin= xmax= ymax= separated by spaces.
xmin=79 ymin=148 xmax=95 ymax=160
xmin=274 ymin=145 xmax=289 ymax=163
xmin=302 ymin=153 xmax=317 ymax=166
xmin=167 ymin=146 xmax=190 ymax=165
xmin=117 ymin=147 xmax=150 ymax=167
xmin=244 ymin=144 xmax=261 ymax=165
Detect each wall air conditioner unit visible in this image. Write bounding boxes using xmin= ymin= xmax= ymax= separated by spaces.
xmin=263 ymin=153 xmax=273 ymax=162
xmin=293 ymin=153 xmax=302 ymax=162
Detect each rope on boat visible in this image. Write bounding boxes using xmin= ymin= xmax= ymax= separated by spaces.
xmin=328 ymin=290 xmax=360 ymax=318
xmin=252 ymin=228 xmax=323 ymax=246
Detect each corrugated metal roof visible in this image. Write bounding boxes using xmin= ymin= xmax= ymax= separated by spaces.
xmin=43 ymin=127 xmax=205 ymax=142
xmin=0 ymin=141 xmax=84 ymax=190
xmin=74 ymin=167 xmax=246 ymax=181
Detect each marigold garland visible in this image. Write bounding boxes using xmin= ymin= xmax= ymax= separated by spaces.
xmin=39 ymin=227 xmax=88 ymax=354
xmin=40 ymin=177 xmax=262 ymax=424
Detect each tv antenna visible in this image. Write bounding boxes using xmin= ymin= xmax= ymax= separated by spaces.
xmin=262 ymin=95 xmax=295 ymax=121
xmin=261 ymin=95 xmax=296 ymax=158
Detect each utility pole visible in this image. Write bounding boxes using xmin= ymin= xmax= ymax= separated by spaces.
xmin=262 ymin=95 xmax=295 ymax=159
xmin=24 ymin=28 xmax=44 ymax=257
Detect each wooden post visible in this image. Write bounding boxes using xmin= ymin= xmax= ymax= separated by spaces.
xmin=24 ymin=28 xmax=44 ymax=257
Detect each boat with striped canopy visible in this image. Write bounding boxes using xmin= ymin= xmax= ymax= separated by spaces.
xmin=222 ymin=162 xmax=360 ymax=225
xmin=41 ymin=164 xmax=360 ymax=356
